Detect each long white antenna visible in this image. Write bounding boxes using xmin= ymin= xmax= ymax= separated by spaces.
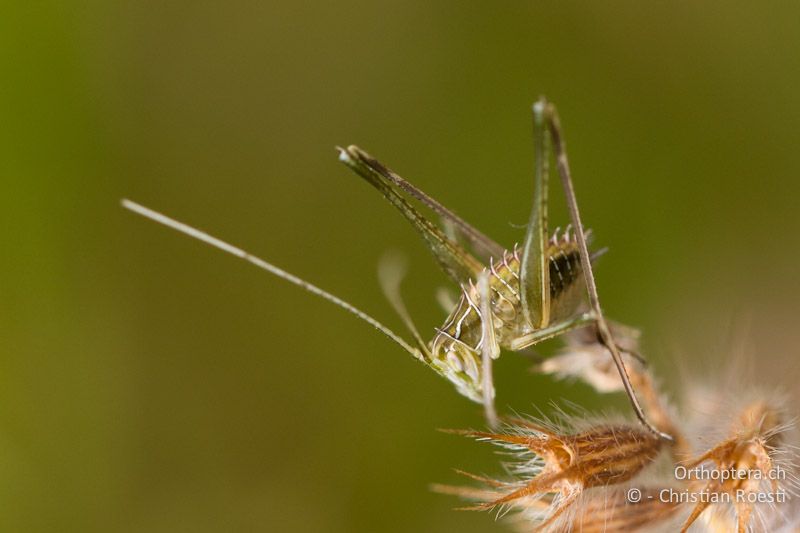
xmin=121 ymin=199 xmax=425 ymax=362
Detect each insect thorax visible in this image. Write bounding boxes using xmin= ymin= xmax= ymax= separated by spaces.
xmin=430 ymin=239 xmax=584 ymax=402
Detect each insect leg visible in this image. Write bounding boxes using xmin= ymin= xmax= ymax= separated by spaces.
xmin=509 ymin=312 xmax=596 ymax=351
xmin=339 ymin=145 xmax=485 ymax=286
xmin=539 ymin=99 xmax=673 ymax=442
xmin=342 ymin=145 xmax=505 ymax=261
xmin=477 ymin=271 xmax=499 ymax=428
xmin=518 ymin=100 xmax=551 ymax=330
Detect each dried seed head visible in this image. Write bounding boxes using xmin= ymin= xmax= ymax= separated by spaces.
xmin=443 ymin=417 xmax=664 ymax=530
xmin=569 ymin=488 xmax=682 ymax=533
xmin=539 ymin=324 xmax=685 ymax=451
xmin=560 ymin=424 xmax=663 ymax=487
xmin=539 ymin=346 xmax=642 ymax=394
xmin=680 ymin=398 xmax=799 ymax=532
xmin=538 ymin=321 xmax=642 ymax=394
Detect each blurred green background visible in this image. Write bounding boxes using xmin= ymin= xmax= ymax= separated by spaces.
xmin=2 ymin=1 xmax=799 ymax=531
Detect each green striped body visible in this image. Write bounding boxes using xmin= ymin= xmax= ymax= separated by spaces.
xmin=430 ymin=237 xmax=584 ymax=402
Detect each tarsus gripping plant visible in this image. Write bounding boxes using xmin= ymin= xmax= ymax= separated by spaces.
xmin=123 ymin=98 xmax=798 ymax=531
